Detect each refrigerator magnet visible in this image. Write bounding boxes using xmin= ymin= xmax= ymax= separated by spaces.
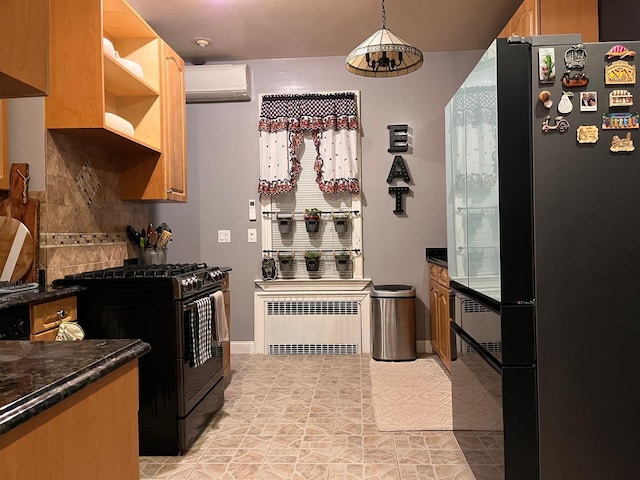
xmin=610 ymin=132 xmax=635 ymax=152
xmin=558 ymin=91 xmax=574 ymax=114
xmin=577 ymin=126 xmax=599 ymax=144
xmin=539 ymin=90 xmax=553 ymax=108
xmin=562 ymin=71 xmax=589 ymax=88
xmin=539 ymin=48 xmax=556 ymax=83
xmin=602 ymin=112 xmax=639 ymax=129
xmin=609 ymin=89 xmax=633 ymax=107
xmin=605 ymin=60 xmax=636 ymax=84
xmin=564 ymin=44 xmax=587 ymax=70
xmin=605 ymin=45 xmax=636 ymax=60
xmin=542 ymin=115 xmax=570 ymax=133
xmin=579 ymin=92 xmax=597 ymax=112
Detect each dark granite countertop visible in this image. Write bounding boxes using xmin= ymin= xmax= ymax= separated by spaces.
xmin=0 ymin=339 xmax=150 ymax=435
xmin=426 ymin=247 xmax=448 ymax=268
xmin=0 ymin=285 xmax=85 ymax=311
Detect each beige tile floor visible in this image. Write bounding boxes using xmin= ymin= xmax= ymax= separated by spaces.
xmin=140 ymin=354 xmax=496 ymax=479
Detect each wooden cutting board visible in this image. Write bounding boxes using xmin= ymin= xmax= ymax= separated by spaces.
xmin=0 ymin=163 xmax=39 ymax=282
xmin=0 ymin=216 xmax=35 ymax=282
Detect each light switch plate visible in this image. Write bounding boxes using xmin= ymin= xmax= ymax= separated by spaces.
xmin=248 ymin=228 xmax=257 ymax=243
xmin=218 ymin=230 xmax=231 ymax=243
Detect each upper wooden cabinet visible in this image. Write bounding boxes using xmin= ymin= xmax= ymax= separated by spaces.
xmin=0 ymin=0 xmax=49 ymax=98
xmin=45 ymin=0 xmax=162 ymax=154
xmin=499 ymin=0 xmax=598 ymax=43
xmin=0 ymin=101 xmax=8 ymax=190
xmin=121 ymin=40 xmax=187 ymax=202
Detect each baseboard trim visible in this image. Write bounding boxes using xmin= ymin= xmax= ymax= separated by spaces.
xmin=230 ymin=341 xmax=255 ymax=354
xmin=417 ymin=340 xmax=433 ymax=354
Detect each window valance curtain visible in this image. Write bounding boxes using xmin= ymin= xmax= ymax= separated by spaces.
xmin=258 ymin=92 xmax=360 ymax=196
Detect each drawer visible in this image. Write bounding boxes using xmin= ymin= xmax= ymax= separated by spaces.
xmin=31 ymin=296 xmax=77 ymax=336
xmin=31 ymin=327 xmax=59 ymax=341
xmin=428 ymin=262 xmax=449 ymax=287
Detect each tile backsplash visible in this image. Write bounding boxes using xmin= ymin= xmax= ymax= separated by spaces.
xmin=39 ymin=131 xmax=148 ymax=283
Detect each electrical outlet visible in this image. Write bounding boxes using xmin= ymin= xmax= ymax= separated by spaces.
xmin=217 ymin=230 xmax=231 ymax=243
xmin=248 ymin=228 xmax=257 ymax=243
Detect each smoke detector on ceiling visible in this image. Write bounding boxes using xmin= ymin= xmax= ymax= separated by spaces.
xmin=192 ymin=37 xmax=211 ymax=48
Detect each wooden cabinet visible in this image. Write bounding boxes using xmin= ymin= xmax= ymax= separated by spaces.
xmin=222 ymin=274 xmax=231 ymax=381
xmin=121 ymin=40 xmax=187 ymax=202
xmin=45 ymin=0 xmax=162 ymax=155
xmin=0 ymin=361 xmax=140 ymax=480
xmin=428 ymin=262 xmax=451 ymax=371
xmin=0 ymin=0 xmax=49 ymax=98
xmin=0 ymin=101 xmax=7 ymax=190
xmin=499 ymin=0 xmax=598 ymax=43
xmin=30 ymin=295 xmax=77 ymax=341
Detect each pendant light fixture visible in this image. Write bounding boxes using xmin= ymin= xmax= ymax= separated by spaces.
xmin=346 ymin=0 xmax=423 ymax=78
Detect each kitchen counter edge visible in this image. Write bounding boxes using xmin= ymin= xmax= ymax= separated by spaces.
xmin=0 ymin=339 xmax=151 ymax=435
xmin=0 ymin=285 xmax=86 ymax=311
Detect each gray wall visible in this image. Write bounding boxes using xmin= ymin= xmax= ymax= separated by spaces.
xmin=151 ymin=52 xmax=483 ymax=344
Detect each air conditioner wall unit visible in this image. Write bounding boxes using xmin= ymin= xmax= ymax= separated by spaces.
xmin=185 ymin=64 xmax=251 ymax=103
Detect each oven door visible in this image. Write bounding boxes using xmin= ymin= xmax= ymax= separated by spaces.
xmin=176 ymin=296 xmax=224 ymax=417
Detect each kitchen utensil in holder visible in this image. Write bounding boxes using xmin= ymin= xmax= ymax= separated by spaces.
xmin=140 ymin=247 xmax=167 ymax=265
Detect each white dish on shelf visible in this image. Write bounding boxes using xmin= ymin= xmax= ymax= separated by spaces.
xmin=117 ymin=57 xmax=144 ymax=79
xmin=105 ymin=112 xmax=135 ymax=137
xmin=102 ymin=37 xmax=117 ymax=58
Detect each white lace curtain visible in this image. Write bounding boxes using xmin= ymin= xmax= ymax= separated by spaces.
xmin=258 ymin=92 xmax=360 ymax=196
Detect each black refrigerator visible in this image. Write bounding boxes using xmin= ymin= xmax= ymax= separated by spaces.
xmin=445 ymin=35 xmax=640 ymax=480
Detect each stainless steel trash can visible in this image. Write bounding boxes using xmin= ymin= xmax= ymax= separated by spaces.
xmin=371 ymin=284 xmax=416 ymax=361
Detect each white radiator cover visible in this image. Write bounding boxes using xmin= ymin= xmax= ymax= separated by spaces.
xmin=254 ymin=291 xmax=371 ymax=354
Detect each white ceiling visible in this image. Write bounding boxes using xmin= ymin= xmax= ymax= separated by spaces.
xmin=127 ymin=0 xmax=522 ymax=65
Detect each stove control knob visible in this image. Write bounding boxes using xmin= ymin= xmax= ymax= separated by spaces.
xmin=181 ymin=278 xmax=191 ymax=291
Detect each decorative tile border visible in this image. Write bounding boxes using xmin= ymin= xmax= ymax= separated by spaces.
xmin=40 ymin=232 xmax=127 ymax=247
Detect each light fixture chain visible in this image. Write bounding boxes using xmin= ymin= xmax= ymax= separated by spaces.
xmin=381 ymin=0 xmax=386 ymax=29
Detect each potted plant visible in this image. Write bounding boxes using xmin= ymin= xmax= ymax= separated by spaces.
xmin=277 ymin=251 xmax=295 ymax=273
xmin=304 ymin=250 xmax=321 ymax=272
xmin=304 ymin=208 xmax=321 ymax=233
xmin=332 ymin=212 xmax=351 ymax=233
xmin=276 ymin=212 xmax=294 ymax=234
xmin=334 ymin=249 xmax=351 ymax=272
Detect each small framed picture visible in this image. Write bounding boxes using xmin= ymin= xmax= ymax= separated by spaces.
xmin=580 ymin=91 xmax=598 ymax=111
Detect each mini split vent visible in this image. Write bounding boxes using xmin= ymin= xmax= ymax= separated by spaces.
xmin=264 ymin=299 xmax=362 ymax=355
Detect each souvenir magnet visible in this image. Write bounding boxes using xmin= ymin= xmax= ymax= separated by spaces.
xmin=605 ymin=60 xmax=636 ymax=84
xmin=610 ymin=132 xmax=635 ymax=152
xmin=579 ymin=91 xmax=597 ymax=112
xmin=606 ymin=45 xmax=636 ymax=60
xmin=539 ymin=90 xmax=553 ymax=108
xmin=577 ymin=126 xmax=599 ymax=144
xmin=558 ymin=91 xmax=574 ymax=114
xmin=539 ymin=48 xmax=556 ymax=83
xmin=602 ymin=112 xmax=639 ymax=129
xmin=564 ymin=44 xmax=587 ymax=70
xmin=542 ymin=116 xmax=570 ymax=133
xmin=609 ymin=89 xmax=633 ymax=107
xmin=562 ymin=71 xmax=589 ymax=88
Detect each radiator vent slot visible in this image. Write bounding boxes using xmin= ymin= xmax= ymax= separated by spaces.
xmin=462 ymin=298 xmax=492 ymax=313
xmin=466 ymin=341 xmax=503 ymax=353
xmin=269 ymin=344 xmax=358 ymax=355
xmin=267 ymin=300 xmax=359 ymax=316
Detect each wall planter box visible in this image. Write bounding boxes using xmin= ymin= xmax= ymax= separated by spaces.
xmin=304 ymin=251 xmax=321 ymax=272
xmin=277 ymin=216 xmax=293 ymax=234
xmin=304 ymin=208 xmax=321 ymax=233
xmin=334 ymin=252 xmax=351 ymax=272
xmin=278 ymin=253 xmax=295 ymax=273
xmin=333 ymin=214 xmax=350 ymax=233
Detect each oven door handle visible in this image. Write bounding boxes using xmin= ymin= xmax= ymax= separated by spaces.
xmin=450 ymin=321 xmax=502 ymax=374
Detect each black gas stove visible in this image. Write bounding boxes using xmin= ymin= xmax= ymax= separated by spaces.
xmin=54 ymin=262 xmax=231 ymax=455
